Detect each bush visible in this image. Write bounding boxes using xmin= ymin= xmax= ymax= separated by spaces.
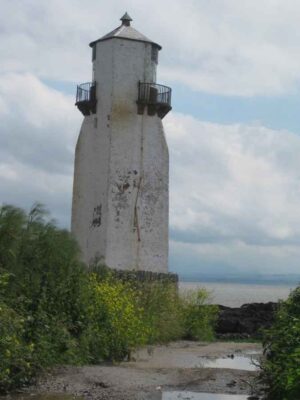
xmin=0 ymin=204 xmax=90 ymax=365
xmin=181 ymin=289 xmax=218 ymax=341
xmin=137 ymin=283 xmax=217 ymax=343
xmin=0 ymin=274 xmax=34 ymax=392
xmin=0 ymin=203 xmax=218 ymax=392
xmin=0 ymin=303 xmax=34 ymax=392
xmin=81 ymin=274 xmax=148 ymax=361
xmin=260 ymin=286 xmax=300 ymax=400
xmin=138 ymin=281 xmax=184 ymax=343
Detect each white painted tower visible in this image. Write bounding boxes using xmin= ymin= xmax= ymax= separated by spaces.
xmin=71 ymin=13 xmax=171 ymax=272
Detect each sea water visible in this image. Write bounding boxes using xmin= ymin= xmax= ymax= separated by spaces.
xmin=179 ymin=281 xmax=296 ymax=307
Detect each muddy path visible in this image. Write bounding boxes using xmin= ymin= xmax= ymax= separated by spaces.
xmin=28 ymin=341 xmax=262 ymax=400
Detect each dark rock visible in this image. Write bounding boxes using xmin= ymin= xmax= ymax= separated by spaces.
xmin=216 ymin=302 xmax=278 ymax=337
xmin=94 ymin=381 xmax=109 ymax=388
xmin=226 ymin=380 xmax=237 ymax=387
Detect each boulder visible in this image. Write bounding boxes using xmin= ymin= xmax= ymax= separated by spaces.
xmin=216 ymin=302 xmax=278 ymax=338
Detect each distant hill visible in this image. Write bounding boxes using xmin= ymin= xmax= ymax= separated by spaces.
xmin=177 ymin=273 xmax=300 ymax=285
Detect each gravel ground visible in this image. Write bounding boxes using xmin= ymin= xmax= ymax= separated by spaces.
xmin=27 ymin=341 xmax=263 ymax=400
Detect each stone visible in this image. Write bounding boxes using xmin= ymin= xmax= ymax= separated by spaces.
xmin=216 ymin=302 xmax=278 ymax=338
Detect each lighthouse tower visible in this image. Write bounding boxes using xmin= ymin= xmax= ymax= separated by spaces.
xmin=71 ymin=13 xmax=171 ymax=272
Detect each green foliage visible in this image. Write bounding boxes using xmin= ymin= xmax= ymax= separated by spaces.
xmin=0 ymin=203 xmax=90 ymax=389
xmin=181 ymin=289 xmax=218 ymax=341
xmin=260 ymin=286 xmax=300 ymax=400
xmin=80 ymin=273 xmax=148 ymax=361
xmin=0 ymin=295 xmax=34 ymax=392
xmin=138 ymin=283 xmax=218 ymax=343
xmin=0 ymin=204 xmax=218 ymax=392
xmin=138 ymin=281 xmax=184 ymax=343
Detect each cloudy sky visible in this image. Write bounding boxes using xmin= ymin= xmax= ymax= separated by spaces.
xmin=1 ymin=0 xmax=300 ymax=279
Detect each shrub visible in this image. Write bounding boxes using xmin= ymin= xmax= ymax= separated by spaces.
xmin=0 ymin=279 xmax=34 ymax=392
xmin=81 ymin=274 xmax=148 ymax=361
xmin=0 ymin=204 xmax=150 ymax=369
xmin=0 ymin=204 xmax=90 ymax=364
xmin=181 ymin=289 xmax=218 ymax=341
xmin=137 ymin=283 xmax=217 ymax=343
xmin=260 ymin=286 xmax=300 ymax=400
xmin=138 ymin=281 xmax=184 ymax=343
xmin=0 ymin=203 xmax=219 ymax=392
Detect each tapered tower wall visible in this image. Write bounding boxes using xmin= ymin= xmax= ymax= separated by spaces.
xmin=71 ymin=19 xmax=169 ymax=272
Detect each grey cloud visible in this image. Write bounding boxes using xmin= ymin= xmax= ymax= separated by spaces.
xmin=166 ymin=113 xmax=300 ymax=253
xmin=170 ymin=224 xmax=300 ymax=248
xmin=0 ymin=162 xmax=72 ymax=228
xmin=1 ymin=79 xmax=300 ymax=273
xmin=0 ymin=73 xmax=80 ymax=174
xmin=2 ymin=2 xmax=300 ymax=275
xmin=0 ymin=73 xmax=78 ymax=228
xmin=169 ymin=239 xmax=300 ymax=277
xmin=2 ymin=1 xmax=300 ymax=96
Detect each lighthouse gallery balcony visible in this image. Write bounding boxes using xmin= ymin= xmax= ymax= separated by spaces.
xmin=75 ymin=82 xmax=97 ymax=116
xmin=137 ymin=82 xmax=172 ymax=119
xmin=76 ymin=81 xmax=171 ymax=119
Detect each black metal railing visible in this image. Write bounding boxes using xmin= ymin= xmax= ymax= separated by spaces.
xmin=75 ymin=82 xmax=96 ymax=116
xmin=137 ymin=82 xmax=172 ymax=119
xmin=138 ymin=82 xmax=172 ymax=107
xmin=76 ymin=82 xmax=96 ymax=103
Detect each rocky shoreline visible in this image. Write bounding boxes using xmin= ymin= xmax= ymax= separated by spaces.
xmin=216 ymin=302 xmax=278 ymax=339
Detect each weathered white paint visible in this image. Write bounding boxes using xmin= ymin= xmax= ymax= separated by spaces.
xmin=71 ymin=20 xmax=169 ymax=273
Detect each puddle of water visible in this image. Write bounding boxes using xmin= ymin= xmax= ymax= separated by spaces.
xmin=133 ymin=345 xmax=262 ymax=371
xmin=244 ymin=350 xmax=261 ymax=356
xmin=198 ymin=356 xmax=258 ymax=371
xmin=162 ymin=393 xmax=250 ymax=400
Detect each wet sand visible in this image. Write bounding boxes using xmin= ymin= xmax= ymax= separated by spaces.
xmin=28 ymin=341 xmax=262 ymax=400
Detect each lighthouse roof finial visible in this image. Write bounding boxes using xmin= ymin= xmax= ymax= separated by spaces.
xmin=89 ymin=12 xmax=161 ymax=50
xmin=120 ymin=12 xmax=132 ymax=26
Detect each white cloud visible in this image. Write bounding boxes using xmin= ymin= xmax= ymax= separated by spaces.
xmin=0 ymin=73 xmax=80 ymax=227
xmin=2 ymin=0 xmax=300 ymax=95
xmin=0 ymin=159 xmax=73 ymax=227
xmin=165 ymin=113 xmax=300 ymax=256
xmin=2 ymin=72 xmax=300 ymax=273
xmin=2 ymin=0 xmax=300 ymax=276
xmin=0 ymin=73 xmax=80 ymax=174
